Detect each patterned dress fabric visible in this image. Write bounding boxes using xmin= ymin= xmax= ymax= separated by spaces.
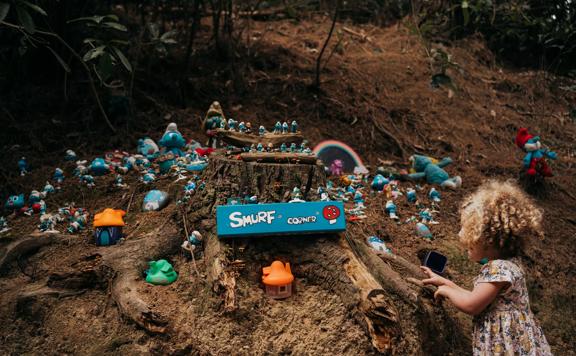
xmin=473 ymin=259 xmax=552 ymax=355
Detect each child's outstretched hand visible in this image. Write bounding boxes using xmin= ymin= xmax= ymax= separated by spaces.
xmin=420 ymin=266 xmax=453 ymax=288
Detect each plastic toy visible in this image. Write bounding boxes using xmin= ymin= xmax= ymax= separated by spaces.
xmin=282 ymin=122 xmax=289 ymax=134
xmin=142 ymin=190 xmax=170 ymax=211
xmin=140 ymin=171 xmax=156 ymax=184
xmin=238 ymin=122 xmax=246 ymax=133
xmin=5 ymin=194 xmax=25 ymax=211
xmin=367 ymin=236 xmax=392 ymax=254
xmin=43 ymin=181 xmax=55 ymax=195
xmin=93 ymin=208 xmax=126 ymax=246
xmin=291 ymin=120 xmax=298 ymax=133
xmin=145 ymin=259 xmax=178 ymax=285
xmin=138 ymin=137 xmax=160 ymax=160
xmin=385 ymin=200 xmax=399 ymax=220
xmin=159 ymin=123 xmax=186 ymax=156
xmin=80 ymin=175 xmax=95 ymax=187
xmin=406 ymin=188 xmax=417 ymax=203
xmin=416 ymin=222 xmax=433 ymax=240
xmin=515 ymin=127 xmax=557 ymax=177
xmin=54 ymin=168 xmax=65 ymax=183
xmin=68 ymin=210 xmax=89 ymax=233
xmin=38 ymin=213 xmax=60 ymax=233
xmin=289 ymin=143 xmax=297 ymax=152
xmin=89 ymin=158 xmax=110 ymax=176
xmin=114 ymin=175 xmax=127 ymax=188
xmin=273 ymin=121 xmax=282 ymax=134
xmin=65 ymin=149 xmax=77 ymax=161
xmin=406 ymin=155 xmax=462 ymax=189
xmin=428 ymin=188 xmax=441 ymax=202
xmin=262 ymin=261 xmax=294 ymax=299
xmin=18 ymin=157 xmax=29 ymax=176
xmin=371 ymin=174 xmax=389 ymax=192
xmin=0 ymin=217 xmax=9 ymax=233
xmin=181 ymin=230 xmax=203 ymax=255
xmin=158 ymin=153 xmax=176 ymax=174
xmin=203 ymin=101 xmax=227 ymax=147
xmin=330 ymin=159 xmax=344 ymax=176
xmin=289 ymin=187 xmax=305 ymax=203
xmin=419 ymin=209 xmax=438 ymax=224
xmin=29 ymin=190 xmax=42 ymax=204
xmin=259 ymin=125 xmax=266 ymax=137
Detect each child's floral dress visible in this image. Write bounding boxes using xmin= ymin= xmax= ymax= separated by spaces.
xmin=473 ymin=258 xmax=552 ymax=355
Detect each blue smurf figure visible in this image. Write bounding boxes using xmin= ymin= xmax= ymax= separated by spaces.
xmin=282 ymin=122 xmax=289 ymax=134
xmin=239 ymin=122 xmax=246 ymax=133
xmin=18 ymin=157 xmax=29 ymax=176
xmin=259 ymin=125 xmax=266 ymax=136
xmin=385 ymin=200 xmax=399 ymax=220
xmin=159 ymin=122 xmax=186 ymax=157
xmin=54 ymin=168 xmax=65 ymax=183
xmin=89 ymin=158 xmax=110 ymax=176
xmin=406 ymin=155 xmax=462 ymax=189
xmin=291 ymin=120 xmax=298 ymax=133
xmin=273 ymin=121 xmax=282 ymax=134
xmin=428 ymin=188 xmax=441 ymax=202
xmin=65 ymin=149 xmax=77 ymax=161
xmin=280 ymin=143 xmax=287 ymax=152
xmin=138 ymin=137 xmax=160 ymax=160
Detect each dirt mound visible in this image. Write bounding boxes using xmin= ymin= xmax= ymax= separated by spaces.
xmin=1 ymin=14 xmax=576 ymax=355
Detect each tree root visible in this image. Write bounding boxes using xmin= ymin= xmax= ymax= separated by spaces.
xmin=0 ymin=233 xmax=60 ymax=273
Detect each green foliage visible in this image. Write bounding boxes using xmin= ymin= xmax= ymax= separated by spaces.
xmin=419 ymin=0 xmax=576 ymax=73
xmin=70 ymin=14 xmax=132 ymax=83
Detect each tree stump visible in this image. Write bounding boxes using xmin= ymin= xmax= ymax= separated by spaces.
xmin=184 ymin=153 xmax=468 ymax=354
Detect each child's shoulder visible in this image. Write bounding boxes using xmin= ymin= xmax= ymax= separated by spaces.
xmin=477 ymin=258 xmax=524 ymax=283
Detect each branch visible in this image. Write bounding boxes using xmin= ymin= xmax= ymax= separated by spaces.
xmin=0 ymin=21 xmax=116 ymax=132
xmin=314 ymin=1 xmax=340 ymax=89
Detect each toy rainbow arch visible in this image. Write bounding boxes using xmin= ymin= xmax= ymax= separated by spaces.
xmin=313 ymin=140 xmax=367 ymax=173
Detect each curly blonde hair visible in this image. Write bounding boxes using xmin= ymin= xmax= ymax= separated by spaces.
xmin=459 ymin=180 xmax=544 ymax=257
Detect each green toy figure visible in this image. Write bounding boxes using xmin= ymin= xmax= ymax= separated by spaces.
xmin=145 ymin=259 xmax=178 ymax=285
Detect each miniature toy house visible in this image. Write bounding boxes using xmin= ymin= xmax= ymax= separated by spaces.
xmin=262 ymin=261 xmax=294 ymax=299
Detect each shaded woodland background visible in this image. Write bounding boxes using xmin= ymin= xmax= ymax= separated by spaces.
xmin=1 ymin=1 xmax=576 ymax=355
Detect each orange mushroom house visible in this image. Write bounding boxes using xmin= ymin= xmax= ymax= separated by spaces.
xmin=93 ymin=208 xmax=126 ymax=246
xmin=262 ymin=261 xmax=294 ymax=299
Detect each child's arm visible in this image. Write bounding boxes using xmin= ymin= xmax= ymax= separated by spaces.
xmin=421 ymin=266 xmax=508 ymax=316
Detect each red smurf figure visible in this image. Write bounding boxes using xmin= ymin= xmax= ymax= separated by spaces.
xmin=515 ymin=128 xmax=557 ymax=177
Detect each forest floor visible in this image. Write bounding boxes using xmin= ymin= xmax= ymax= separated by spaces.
xmin=1 ymin=13 xmax=575 ymax=355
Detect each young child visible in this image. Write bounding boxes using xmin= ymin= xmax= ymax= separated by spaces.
xmin=421 ymin=180 xmax=552 ymax=355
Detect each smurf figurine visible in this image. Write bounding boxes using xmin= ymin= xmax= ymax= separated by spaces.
xmin=371 ymin=174 xmax=389 ymax=192
xmin=68 ymin=210 xmax=88 ymax=233
xmin=38 ymin=213 xmax=60 ymax=233
xmin=515 ymin=127 xmax=557 ymax=177
xmin=54 ymin=168 xmax=65 ymax=184
xmin=0 ymin=216 xmax=9 ymax=234
xmin=181 ymin=230 xmax=203 ymax=256
xmin=89 ymin=158 xmax=110 ymax=176
xmin=65 ymin=149 xmax=77 ymax=161
xmin=140 ymin=171 xmax=156 ymax=184
xmin=291 ymin=120 xmax=298 ymax=133
xmin=114 ymin=174 xmax=127 ymax=188
xmin=239 ymin=121 xmax=246 ymax=133
xmin=203 ymin=101 xmax=226 ymax=147
xmin=416 ymin=222 xmax=433 ymax=240
xmin=18 ymin=157 xmax=29 ymax=176
xmin=419 ymin=208 xmax=438 ymax=225
xmin=74 ymin=161 xmax=88 ymax=177
xmin=245 ymin=122 xmax=252 ymax=133
xmin=138 ymin=137 xmax=160 ymax=160
xmin=280 ymin=143 xmax=287 ymax=153
xmin=273 ymin=121 xmax=282 ymax=134
xmin=257 ymin=143 xmax=264 ymax=152
xmin=282 ymin=122 xmax=289 ymax=134
xmin=385 ymin=200 xmax=399 ymax=220
xmin=159 ymin=122 xmax=186 ymax=157
xmin=80 ymin=175 xmax=95 ymax=187
xmin=227 ymin=118 xmax=236 ymax=131
xmin=259 ymin=125 xmax=266 ymax=137
xmin=367 ymin=236 xmax=392 ymax=254
xmin=406 ymin=188 xmax=417 ymax=203
xmin=406 ymin=155 xmax=462 ymax=189
xmin=289 ymin=187 xmax=305 ymax=203
xmin=429 ymin=188 xmax=441 ymax=202
xmin=290 ymin=143 xmax=297 ymax=153
xmin=43 ymin=181 xmax=55 ymax=195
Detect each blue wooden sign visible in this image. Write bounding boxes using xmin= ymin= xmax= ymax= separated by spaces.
xmin=216 ymin=201 xmax=346 ymax=238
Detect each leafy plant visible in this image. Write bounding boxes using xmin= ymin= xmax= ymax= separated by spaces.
xmin=69 ymin=14 xmax=132 ymax=84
